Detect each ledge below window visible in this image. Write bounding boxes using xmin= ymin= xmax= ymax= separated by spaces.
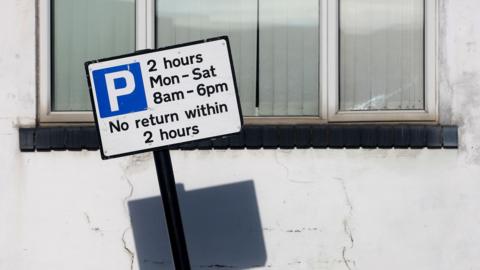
xmin=19 ymin=125 xmax=458 ymax=152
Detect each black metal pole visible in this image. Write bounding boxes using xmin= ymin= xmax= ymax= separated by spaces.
xmin=153 ymin=150 xmax=191 ymax=270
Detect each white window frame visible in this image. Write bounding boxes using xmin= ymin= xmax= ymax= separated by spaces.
xmin=326 ymin=0 xmax=438 ymax=122
xmin=38 ymin=0 xmax=437 ymax=124
xmin=38 ymin=0 xmax=155 ymax=123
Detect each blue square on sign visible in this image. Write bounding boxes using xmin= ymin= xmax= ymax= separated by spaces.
xmin=92 ymin=63 xmax=148 ymax=118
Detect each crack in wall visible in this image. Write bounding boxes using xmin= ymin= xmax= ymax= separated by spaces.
xmin=122 ymin=175 xmax=134 ymax=214
xmin=343 ymin=220 xmax=354 ymax=249
xmin=120 ymin=175 xmax=135 ymax=269
xmin=119 ymin=156 xmax=143 ymax=270
xmin=335 ymin=177 xmax=355 ymax=270
xmin=274 ymin=151 xmax=294 ymax=182
xmin=83 ymin=212 xmax=104 ymax=236
xmin=263 ymin=227 xmax=321 ymax=233
xmin=274 ymin=151 xmax=314 ymax=184
xmin=122 ymin=228 xmax=135 ymax=270
xmin=84 ymin=212 xmax=91 ymax=224
xmin=342 ymin=247 xmax=352 ymax=270
xmin=285 ymin=227 xmax=320 ymax=233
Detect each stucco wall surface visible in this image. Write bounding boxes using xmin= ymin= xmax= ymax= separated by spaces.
xmin=2 ymin=0 xmax=480 ymax=269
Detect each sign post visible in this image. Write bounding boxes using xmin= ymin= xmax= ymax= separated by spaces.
xmin=153 ymin=150 xmax=191 ymax=270
xmin=85 ymin=37 xmax=243 ymax=270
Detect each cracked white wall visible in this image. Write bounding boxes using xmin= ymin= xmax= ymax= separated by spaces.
xmin=2 ymin=0 xmax=480 ymax=269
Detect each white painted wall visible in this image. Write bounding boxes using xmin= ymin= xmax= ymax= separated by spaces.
xmin=1 ymin=0 xmax=480 ymax=269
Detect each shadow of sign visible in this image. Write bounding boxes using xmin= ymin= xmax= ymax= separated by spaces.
xmin=128 ymin=180 xmax=267 ymax=269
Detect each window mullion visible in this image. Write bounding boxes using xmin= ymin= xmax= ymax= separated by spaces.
xmin=146 ymin=0 xmax=156 ymax=49
xmin=136 ymin=0 xmax=148 ymax=50
xmin=326 ymin=0 xmax=339 ymax=121
xmin=320 ymin=0 xmax=329 ymax=120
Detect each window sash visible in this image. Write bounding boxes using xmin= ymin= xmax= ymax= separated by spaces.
xmin=327 ymin=0 xmax=437 ymax=122
xmin=339 ymin=0 xmax=425 ymax=111
xmin=39 ymin=0 xmax=437 ymax=124
xmin=39 ymin=0 xmax=154 ymax=123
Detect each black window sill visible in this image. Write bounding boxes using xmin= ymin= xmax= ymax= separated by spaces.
xmin=19 ymin=125 xmax=458 ymax=152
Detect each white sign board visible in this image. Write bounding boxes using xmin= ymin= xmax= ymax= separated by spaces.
xmin=85 ymin=37 xmax=243 ymax=159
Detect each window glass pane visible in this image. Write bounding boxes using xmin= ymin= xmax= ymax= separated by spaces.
xmin=156 ymin=0 xmax=258 ymax=116
xmin=340 ymin=0 xmax=424 ymax=111
xmin=259 ymin=0 xmax=319 ymax=116
xmin=53 ymin=0 xmax=135 ymax=111
xmin=156 ymin=0 xmax=320 ymax=117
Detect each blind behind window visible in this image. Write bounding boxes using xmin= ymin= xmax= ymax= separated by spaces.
xmin=156 ymin=0 xmax=258 ymax=116
xmin=52 ymin=0 xmax=424 ymax=115
xmin=339 ymin=0 xmax=424 ymax=111
xmin=52 ymin=0 xmax=135 ymax=111
xmin=156 ymin=0 xmax=320 ymax=116
xmin=259 ymin=0 xmax=320 ymax=116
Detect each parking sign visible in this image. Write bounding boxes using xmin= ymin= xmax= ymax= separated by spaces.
xmin=85 ymin=37 xmax=243 ymax=159
xmin=92 ymin=63 xmax=148 ymax=118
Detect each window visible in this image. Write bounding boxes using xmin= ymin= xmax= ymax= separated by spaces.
xmin=327 ymin=0 xmax=437 ymax=122
xmin=39 ymin=0 xmax=437 ymax=123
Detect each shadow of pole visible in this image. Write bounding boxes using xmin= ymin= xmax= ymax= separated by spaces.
xmin=128 ymin=180 xmax=267 ymax=270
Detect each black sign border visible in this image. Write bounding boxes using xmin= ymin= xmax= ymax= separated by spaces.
xmin=85 ymin=36 xmax=244 ymax=160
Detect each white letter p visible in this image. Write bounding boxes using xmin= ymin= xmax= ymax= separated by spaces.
xmin=104 ymin=71 xmax=136 ymax=112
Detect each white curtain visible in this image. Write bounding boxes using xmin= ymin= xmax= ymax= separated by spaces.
xmin=340 ymin=0 xmax=424 ymax=111
xmin=53 ymin=0 xmax=135 ymax=111
xmin=259 ymin=0 xmax=320 ymax=116
xmin=156 ymin=0 xmax=258 ymax=116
